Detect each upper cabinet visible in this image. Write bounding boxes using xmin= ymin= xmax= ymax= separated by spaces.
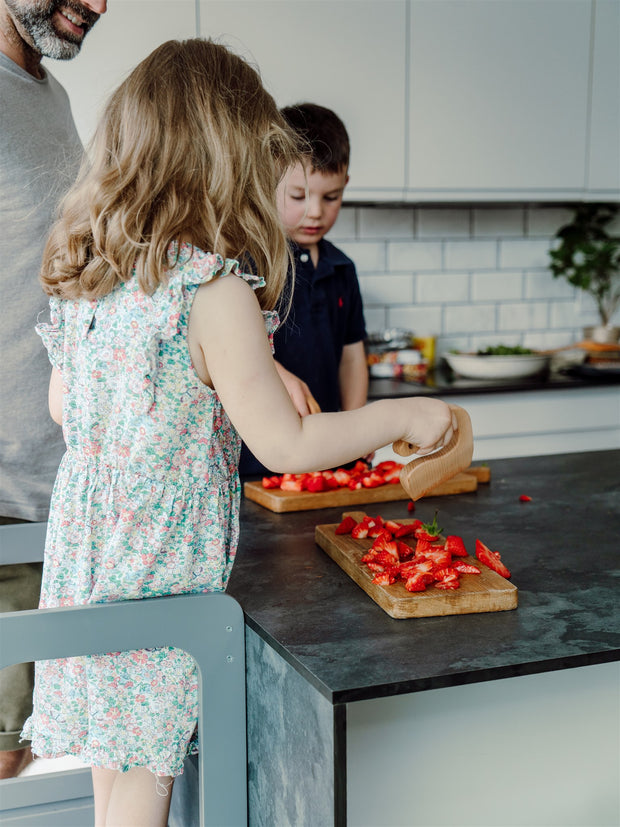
xmin=199 ymin=1 xmax=408 ymax=200
xmin=407 ymin=0 xmax=593 ymax=199
xmin=52 ymin=0 xmax=619 ymax=202
xmin=587 ymin=0 xmax=620 ymax=196
xmin=47 ymin=1 xmax=197 ymax=145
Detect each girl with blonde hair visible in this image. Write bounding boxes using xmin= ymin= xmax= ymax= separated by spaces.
xmin=22 ymin=38 xmax=456 ymax=826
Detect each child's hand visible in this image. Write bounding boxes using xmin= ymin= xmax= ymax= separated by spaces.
xmin=274 ymin=361 xmax=321 ymax=417
xmin=398 ymin=398 xmax=456 ymax=456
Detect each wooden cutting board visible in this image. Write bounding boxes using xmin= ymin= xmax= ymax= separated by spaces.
xmin=315 ymin=511 xmax=517 ymax=619
xmin=244 ymin=465 xmax=490 ymax=513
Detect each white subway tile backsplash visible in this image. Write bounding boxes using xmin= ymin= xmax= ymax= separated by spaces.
xmin=471 ymin=271 xmax=523 ymax=301
xmin=497 ymin=301 xmax=548 ymax=331
xmin=359 ymin=274 xmax=413 ymax=305
xmin=473 ymin=208 xmax=524 ymax=237
xmin=417 ymin=208 xmax=470 ymax=238
xmin=337 ymin=240 xmax=386 ymax=273
xmin=359 ymin=207 xmax=414 ymax=239
xmin=499 ymin=238 xmax=551 ymax=269
xmin=444 ymin=240 xmax=497 ymax=270
xmin=388 ymin=305 xmax=442 ymax=335
xmin=526 ymin=207 xmax=574 ymax=237
xmin=444 ymin=303 xmax=496 ymax=335
xmin=416 ymin=272 xmax=470 ymax=304
xmin=524 ymin=270 xmax=576 ymax=300
xmin=326 ymin=204 xmax=607 ymax=348
xmin=330 ymin=207 xmax=357 ymax=239
xmin=388 ymin=241 xmax=443 ymax=272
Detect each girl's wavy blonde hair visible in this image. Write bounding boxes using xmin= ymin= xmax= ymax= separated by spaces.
xmin=41 ymin=38 xmax=301 ymax=311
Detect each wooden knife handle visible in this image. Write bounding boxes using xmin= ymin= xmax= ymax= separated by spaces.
xmin=392 ymin=404 xmax=474 ymax=501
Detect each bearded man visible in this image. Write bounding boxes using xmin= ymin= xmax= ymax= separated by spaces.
xmin=0 ymin=0 xmax=107 ymax=777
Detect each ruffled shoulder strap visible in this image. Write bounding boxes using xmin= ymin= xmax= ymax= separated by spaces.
xmin=35 ymin=296 xmax=66 ymax=370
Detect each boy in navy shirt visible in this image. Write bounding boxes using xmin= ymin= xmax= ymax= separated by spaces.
xmin=240 ymin=103 xmax=367 ymax=476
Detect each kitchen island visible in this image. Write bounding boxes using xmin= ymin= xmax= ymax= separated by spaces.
xmin=226 ymin=449 xmax=619 ymax=827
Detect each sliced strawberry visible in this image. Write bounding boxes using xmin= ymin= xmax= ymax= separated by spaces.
xmin=433 ymin=567 xmax=459 ymax=580
xmin=395 ymin=541 xmax=415 ymax=561
xmin=435 ymin=576 xmax=460 ymax=590
xmin=333 ymin=468 xmax=351 ymax=486
xmin=351 ymin=522 xmax=368 ymax=539
xmin=305 ymin=474 xmax=327 ymax=493
xmin=362 ymin=471 xmax=385 ymax=489
xmin=519 ymin=494 xmax=532 ymax=502
xmin=444 ymin=535 xmax=468 ymax=557
xmin=335 ymin=515 xmax=357 ymax=535
xmin=394 ymin=522 xmax=420 ymax=538
xmin=404 ymin=572 xmax=428 ymax=592
xmin=372 ymin=567 xmax=400 ymax=586
xmin=371 ymin=529 xmax=394 ymax=552
xmin=452 ymin=561 xmax=481 ymax=575
xmin=407 ymin=501 xmax=416 ymax=512
xmin=475 ymin=539 xmax=511 ymax=579
xmin=384 ymin=520 xmax=402 ymax=535
xmin=280 ymin=478 xmax=304 ymax=492
xmin=261 ymin=475 xmax=281 ymax=489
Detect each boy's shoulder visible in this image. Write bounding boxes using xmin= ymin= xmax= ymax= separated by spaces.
xmin=315 ymin=238 xmax=355 ymax=270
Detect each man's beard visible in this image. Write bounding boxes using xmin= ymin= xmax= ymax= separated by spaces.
xmin=6 ymin=0 xmax=100 ymax=60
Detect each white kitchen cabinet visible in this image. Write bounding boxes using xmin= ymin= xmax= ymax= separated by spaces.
xmin=373 ymin=385 xmax=620 ymax=462
xmin=587 ymin=0 xmax=620 ymax=196
xmin=199 ymin=0 xmax=408 ymax=200
xmin=407 ymin=0 xmax=593 ymax=200
xmin=46 ymin=1 xmax=197 ymax=145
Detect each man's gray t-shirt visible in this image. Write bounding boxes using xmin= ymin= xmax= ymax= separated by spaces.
xmin=0 ymin=52 xmax=82 ymax=520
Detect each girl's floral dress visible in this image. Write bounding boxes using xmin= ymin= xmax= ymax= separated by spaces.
xmin=21 ymin=243 xmax=277 ymax=777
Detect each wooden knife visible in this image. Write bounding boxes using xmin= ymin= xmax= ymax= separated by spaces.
xmin=392 ymin=404 xmax=474 ymax=501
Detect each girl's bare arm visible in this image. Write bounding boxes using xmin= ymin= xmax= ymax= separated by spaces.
xmin=188 ymin=276 xmax=455 ymax=473
xmin=48 ymin=367 xmax=63 ymax=425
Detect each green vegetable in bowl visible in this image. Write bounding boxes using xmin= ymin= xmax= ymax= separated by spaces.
xmin=476 ymin=345 xmax=534 ymax=356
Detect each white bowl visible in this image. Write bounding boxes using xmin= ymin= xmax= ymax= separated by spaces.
xmin=444 ymin=352 xmax=551 ymax=379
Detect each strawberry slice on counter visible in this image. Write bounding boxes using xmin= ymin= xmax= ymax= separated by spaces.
xmin=475 ymin=539 xmax=511 ymax=579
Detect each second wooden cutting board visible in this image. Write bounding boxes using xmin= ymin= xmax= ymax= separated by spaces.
xmin=315 ymin=511 xmax=517 ymax=619
xmin=244 ymin=465 xmax=490 ymax=513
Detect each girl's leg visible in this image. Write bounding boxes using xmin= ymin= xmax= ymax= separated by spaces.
xmin=91 ymin=767 xmax=118 ymax=826
xmin=93 ymin=766 xmax=174 ymax=827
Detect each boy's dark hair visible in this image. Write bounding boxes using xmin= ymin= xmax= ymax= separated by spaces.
xmin=280 ymin=103 xmax=350 ymax=174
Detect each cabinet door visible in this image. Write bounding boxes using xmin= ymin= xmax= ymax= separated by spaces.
xmin=47 ymin=1 xmax=197 ymax=144
xmin=407 ymin=0 xmax=592 ymax=198
xmin=200 ymin=0 xmax=408 ymax=200
xmin=587 ymin=0 xmax=620 ymax=196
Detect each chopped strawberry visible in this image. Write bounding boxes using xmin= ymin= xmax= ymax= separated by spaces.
xmin=404 ymin=573 xmax=428 ymax=592
xmin=371 ymin=529 xmax=394 ymax=551
xmin=424 ymin=548 xmax=452 ymax=569
xmin=394 ymin=522 xmax=420 ymax=538
xmin=407 ymin=501 xmax=416 ymax=512
xmin=444 ymin=535 xmax=468 ymax=557
xmin=475 ymin=539 xmax=511 ymax=579
xmin=280 ymin=478 xmax=304 ymax=492
xmin=435 ymin=576 xmax=460 ymax=590
xmin=372 ymin=567 xmax=400 ymax=586
xmin=335 ymin=515 xmax=357 ymax=535
xmin=519 ymin=494 xmax=532 ymax=502
xmin=433 ymin=567 xmax=459 ymax=580
xmin=395 ymin=541 xmax=415 ymax=561
xmin=333 ymin=468 xmax=351 ymax=486
xmin=362 ymin=471 xmax=385 ymax=489
xmin=305 ymin=474 xmax=327 ymax=493
xmin=351 ymin=522 xmax=368 ymax=539
xmin=384 ymin=520 xmax=402 ymax=534
xmin=261 ymin=475 xmax=281 ymax=489
xmin=452 ymin=561 xmax=481 ymax=575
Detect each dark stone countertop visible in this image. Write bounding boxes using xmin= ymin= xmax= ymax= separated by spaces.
xmin=228 ymin=450 xmax=620 ymax=704
xmin=368 ymin=363 xmax=620 ymax=399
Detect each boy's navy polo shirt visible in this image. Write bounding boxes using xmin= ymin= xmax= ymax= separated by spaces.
xmin=274 ymin=238 xmax=367 ymax=414
xmin=238 ymin=238 xmax=366 ymax=477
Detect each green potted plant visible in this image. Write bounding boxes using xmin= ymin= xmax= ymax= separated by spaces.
xmin=548 ymin=204 xmax=620 ymax=343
